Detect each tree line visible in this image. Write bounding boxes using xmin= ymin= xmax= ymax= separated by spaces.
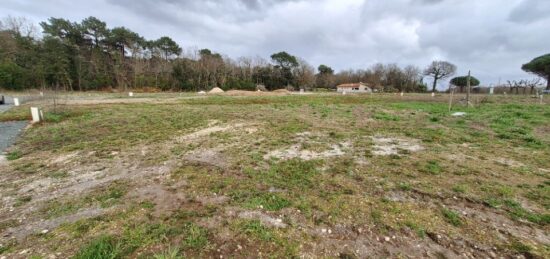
xmin=1 ymin=16 xmax=548 ymax=92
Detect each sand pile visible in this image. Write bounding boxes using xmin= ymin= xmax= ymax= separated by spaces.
xmin=208 ymin=87 xmax=225 ymax=94
xmin=273 ymin=89 xmax=291 ymax=93
xmin=224 ymin=90 xmax=263 ymax=96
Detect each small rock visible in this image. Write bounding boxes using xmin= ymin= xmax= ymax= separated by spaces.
xmin=452 ymin=112 xmax=467 ymax=117
xmin=384 ymin=237 xmax=390 ymax=242
xmin=321 ymin=229 xmax=327 ymax=233
xmin=328 ymin=229 xmax=332 ymax=234
xmin=237 ymin=245 xmax=243 ymax=250
xmin=41 ymin=229 xmax=49 ymax=234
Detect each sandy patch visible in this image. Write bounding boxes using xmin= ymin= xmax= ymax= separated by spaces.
xmin=264 ymin=142 xmax=351 ymax=161
xmin=49 ymin=152 xmax=79 ymax=165
xmin=184 ymin=149 xmax=228 ymax=168
xmin=129 ymin=183 xmax=186 ymax=217
xmin=237 ymin=211 xmax=287 ymax=228
xmin=494 ymin=158 xmax=525 ymax=168
xmin=176 ymin=123 xmax=256 ymax=143
xmin=371 ymin=136 xmax=423 ymax=156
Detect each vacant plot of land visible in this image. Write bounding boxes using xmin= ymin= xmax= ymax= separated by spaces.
xmin=0 ymin=94 xmax=548 ymax=258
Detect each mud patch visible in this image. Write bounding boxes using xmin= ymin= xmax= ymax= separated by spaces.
xmin=184 ymin=149 xmax=228 ymax=168
xmin=128 ymin=183 xmax=187 ymax=217
xmin=371 ymin=136 xmax=423 ymax=156
xmin=196 ymin=195 xmax=230 ymax=206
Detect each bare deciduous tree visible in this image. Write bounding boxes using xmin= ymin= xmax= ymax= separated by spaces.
xmin=424 ymin=61 xmax=457 ymax=92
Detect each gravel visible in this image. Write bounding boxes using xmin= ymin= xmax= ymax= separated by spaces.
xmin=0 ymin=121 xmax=28 ymax=153
xmin=0 ymin=104 xmax=28 ymax=153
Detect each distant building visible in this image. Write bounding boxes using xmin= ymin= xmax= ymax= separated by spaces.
xmin=336 ymin=82 xmax=372 ymax=93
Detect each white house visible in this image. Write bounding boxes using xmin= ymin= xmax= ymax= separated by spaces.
xmin=336 ymin=82 xmax=372 ymax=93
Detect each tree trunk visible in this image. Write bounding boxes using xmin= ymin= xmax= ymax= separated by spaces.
xmin=432 ymin=78 xmax=438 ymax=92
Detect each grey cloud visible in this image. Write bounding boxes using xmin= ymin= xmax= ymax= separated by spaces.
xmin=0 ymin=0 xmax=549 ymax=86
xmin=509 ymin=0 xmax=550 ymax=24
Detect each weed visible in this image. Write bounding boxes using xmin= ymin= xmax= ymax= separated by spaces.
xmin=452 ymin=185 xmax=467 ymax=193
xmin=74 ymin=235 xmax=123 ymax=259
xmin=238 ymin=220 xmax=274 ymax=241
xmin=182 ymin=223 xmax=209 ymax=250
xmin=153 ymin=247 xmax=182 ymax=259
xmin=423 ymin=160 xmax=442 ymax=175
xmin=242 ymin=193 xmax=291 ymax=211
xmin=510 ymin=241 xmax=532 ymax=254
xmin=14 ymin=195 xmax=32 ymax=207
xmin=441 ymin=208 xmax=462 ymax=227
xmin=404 ymin=221 xmax=426 ymax=238
xmin=398 ymin=182 xmax=412 ymax=191
xmin=373 ymin=113 xmax=400 ymax=121
xmin=6 ymin=151 xmax=22 ymax=160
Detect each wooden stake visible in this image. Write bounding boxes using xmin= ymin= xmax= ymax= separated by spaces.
xmin=448 ymin=86 xmax=455 ymax=112
xmin=466 ymin=70 xmax=472 ymax=108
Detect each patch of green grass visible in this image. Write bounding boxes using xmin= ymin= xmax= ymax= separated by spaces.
xmin=43 ymin=112 xmax=72 ymax=123
xmin=237 ymin=219 xmax=274 ymax=241
xmin=49 ymin=171 xmax=69 ymax=179
xmin=13 ymin=162 xmax=45 ymax=174
xmin=14 ymin=195 xmax=32 ymax=207
xmin=510 ymin=240 xmax=532 ymax=254
xmin=43 ymin=200 xmax=81 ymax=218
xmin=404 ymin=221 xmax=426 ymax=238
xmin=74 ymin=235 xmax=123 ymax=259
xmin=6 ymin=151 xmax=22 ymax=160
xmin=140 ymin=201 xmax=156 ymax=209
xmin=441 ymin=208 xmax=462 ymax=227
xmin=501 ymin=199 xmax=550 ymax=226
xmin=422 ymin=160 xmax=442 ymax=175
xmin=94 ymin=183 xmax=127 ymax=208
xmin=373 ymin=112 xmax=400 ymax=121
xmin=153 ymin=247 xmax=182 ymax=259
xmin=452 ymin=185 xmax=467 ymax=194
xmin=122 ymin=222 xmax=177 ymax=251
xmin=398 ymin=182 xmax=412 ymax=191
xmin=61 ymin=218 xmax=102 ymax=238
xmin=182 ymin=223 xmax=209 ymax=250
xmin=242 ymin=193 xmax=291 ymax=211
xmin=263 ymin=159 xmax=320 ymax=189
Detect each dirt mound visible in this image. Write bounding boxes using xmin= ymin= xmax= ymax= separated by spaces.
xmin=273 ymin=89 xmax=291 ymax=93
xmin=222 ymin=90 xmax=291 ymax=96
xmin=208 ymin=87 xmax=225 ymax=94
xmin=224 ymin=90 xmax=261 ymax=96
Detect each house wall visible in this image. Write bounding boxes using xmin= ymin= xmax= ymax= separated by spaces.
xmin=337 ymin=85 xmax=372 ymax=93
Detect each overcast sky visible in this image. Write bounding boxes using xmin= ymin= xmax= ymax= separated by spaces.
xmin=1 ymin=0 xmax=549 ymax=87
